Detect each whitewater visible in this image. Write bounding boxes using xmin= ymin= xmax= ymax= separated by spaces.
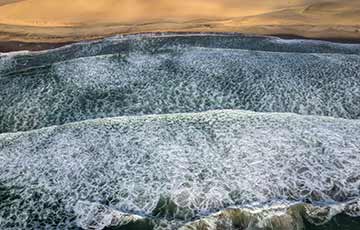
xmin=0 ymin=33 xmax=360 ymax=229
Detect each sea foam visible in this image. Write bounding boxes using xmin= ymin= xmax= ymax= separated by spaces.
xmin=1 ymin=38 xmax=360 ymax=133
xmin=1 ymin=110 xmax=360 ymax=229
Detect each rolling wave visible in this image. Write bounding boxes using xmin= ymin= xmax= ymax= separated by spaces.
xmin=1 ymin=110 xmax=360 ymax=229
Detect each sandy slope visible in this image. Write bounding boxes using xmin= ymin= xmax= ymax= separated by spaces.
xmin=0 ymin=0 xmax=359 ymax=43
xmin=0 ymin=0 xmax=23 ymax=6
xmin=0 ymin=0 xmax=312 ymax=26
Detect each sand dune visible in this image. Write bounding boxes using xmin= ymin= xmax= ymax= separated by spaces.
xmin=0 ymin=0 xmax=313 ymax=26
xmin=0 ymin=0 xmax=359 ymax=44
xmin=0 ymin=0 xmax=23 ymax=6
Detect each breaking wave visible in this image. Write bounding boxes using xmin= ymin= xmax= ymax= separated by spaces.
xmin=1 ymin=33 xmax=360 ymax=229
xmin=1 ymin=110 xmax=360 ymax=229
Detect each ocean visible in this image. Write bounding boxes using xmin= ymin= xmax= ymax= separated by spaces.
xmin=1 ymin=33 xmax=360 ymax=229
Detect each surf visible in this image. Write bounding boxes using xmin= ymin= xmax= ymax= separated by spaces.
xmin=1 ymin=110 xmax=360 ymax=229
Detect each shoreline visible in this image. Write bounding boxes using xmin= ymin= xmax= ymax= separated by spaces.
xmin=0 ymin=40 xmax=72 ymax=52
xmin=1 ymin=31 xmax=360 ymax=53
xmin=1 ymin=0 xmax=360 ymax=53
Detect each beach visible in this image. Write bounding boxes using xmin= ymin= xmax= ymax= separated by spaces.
xmin=0 ymin=0 xmax=360 ymax=51
xmin=1 ymin=1 xmax=360 ymax=229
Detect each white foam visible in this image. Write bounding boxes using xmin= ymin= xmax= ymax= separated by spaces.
xmin=0 ymin=54 xmax=16 ymax=73
xmin=2 ymin=44 xmax=360 ymax=132
xmin=74 ymin=201 xmax=144 ymax=229
xmin=1 ymin=110 xmax=360 ymax=228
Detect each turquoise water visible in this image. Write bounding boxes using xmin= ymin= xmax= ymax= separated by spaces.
xmin=0 ymin=33 xmax=360 ymax=229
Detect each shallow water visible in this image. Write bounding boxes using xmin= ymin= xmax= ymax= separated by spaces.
xmin=1 ymin=34 xmax=360 ymax=133
xmin=0 ymin=34 xmax=360 ymax=229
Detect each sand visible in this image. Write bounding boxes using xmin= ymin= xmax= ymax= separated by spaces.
xmin=0 ymin=0 xmax=359 ymax=46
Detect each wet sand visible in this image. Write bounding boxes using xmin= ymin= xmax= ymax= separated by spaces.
xmin=2 ymin=33 xmax=360 ymax=53
xmin=0 ymin=40 xmax=71 ymax=52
